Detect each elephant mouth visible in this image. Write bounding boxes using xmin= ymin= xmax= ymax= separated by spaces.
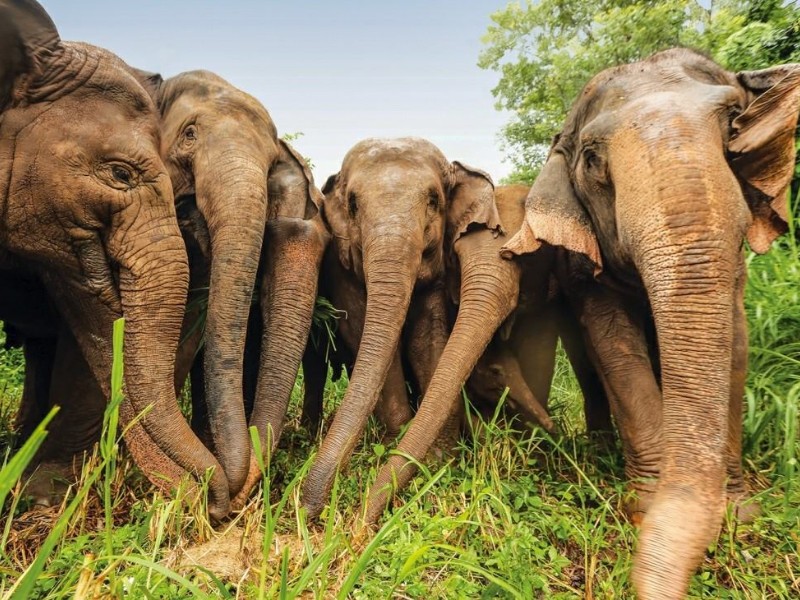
xmin=72 ymin=232 xmax=122 ymax=314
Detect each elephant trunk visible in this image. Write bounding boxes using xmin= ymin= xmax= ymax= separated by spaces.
xmin=365 ymin=230 xmax=520 ymax=523
xmin=251 ymin=218 xmax=326 ymax=459
xmin=504 ymin=359 xmax=555 ymax=433
xmin=114 ymin=213 xmax=230 ymax=520
xmin=302 ymin=231 xmax=420 ymax=518
xmin=621 ymin=150 xmax=745 ymax=598
xmin=196 ymin=146 xmax=269 ymax=495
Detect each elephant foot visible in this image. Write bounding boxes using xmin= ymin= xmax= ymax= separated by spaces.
xmin=726 ymin=489 xmax=760 ymax=523
xmin=586 ymin=429 xmax=616 ymax=453
xmin=624 ymin=479 xmax=658 ymax=526
xmin=23 ymin=458 xmax=82 ymax=508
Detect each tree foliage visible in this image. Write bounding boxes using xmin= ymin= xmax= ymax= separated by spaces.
xmin=480 ymin=0 xmax=800 ymax=183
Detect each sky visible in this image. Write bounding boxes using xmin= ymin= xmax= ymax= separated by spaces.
xmin=44 ymin=1 xmax=512 ymax=184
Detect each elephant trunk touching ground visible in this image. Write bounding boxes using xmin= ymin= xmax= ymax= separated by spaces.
xmin=619 ymin=123 xmax=745 ymax=598
xmin=302 ymin=229 xmax=422 ymax=517
xmin=193 ymin=134 xmax=269 ymax=495
xmin=365 ymin=227 xmax=520 ymax=523
xmin=41 ymin=204 xmax=232 ymax=520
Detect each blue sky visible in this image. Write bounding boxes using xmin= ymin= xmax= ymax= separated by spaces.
xmin=44 ymin=1 xmax=512 ymax=184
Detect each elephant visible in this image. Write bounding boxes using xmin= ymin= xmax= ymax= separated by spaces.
xmin=0 ymin=1 xmax=230 ymax=518
xmin=299 ymin=137 xmax=503 ymax=518
xmin=496 ymin=49 xmax=800 ymax=598
xmin=363 ymin=182 xmax=617 ymax=522
xmin=464 ymin=187 xmax=613 ymax=436
xmin=134 ymin=70 xmax=322 ymax=496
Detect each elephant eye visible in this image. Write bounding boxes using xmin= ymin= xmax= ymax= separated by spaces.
xmin=427 ymin=189 xmax=440 ymax=210
xmin=582 ymin=147 xmax=605 ymax=175
xmin=347 ymin=191 xmax=358 ymax=217
xmin=100 ymin=161 xmax=139 ymax=190
xmin=112 ymin=165 xmax=132 ymax=184
xmin=181 ymin=124 xmax=198 ymax=149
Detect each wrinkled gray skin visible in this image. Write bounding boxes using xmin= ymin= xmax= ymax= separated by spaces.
xmin=300 ymin=138 xmax=503 ymax=518
xmin=501 ymin=49 xmax=800 ymax=598
xmin=139 ymin=70 xmax=321 ymax=497
xmin=0 ymin=0 xmax=229 ymax=518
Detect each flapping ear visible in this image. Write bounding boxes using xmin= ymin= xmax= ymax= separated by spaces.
xmin=446 ymin=162 xmax=503 ymax=251
xmin=0 ymin=0 xmax=61 ymax=112
xmin=320 ymin=172 xmax=352 ymax=270
xmin=501 ymin=151 xmax=602 ymax=275
xmin=268 ymin=139 xmax=321 ymax=221
xmin=729 ymin=63 xmax=800 ymax=253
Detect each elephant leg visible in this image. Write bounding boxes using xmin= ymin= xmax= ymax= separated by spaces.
xmin=15 ymin=336 xmax=57 ymax=444
xmin=511 ymin=307 xmax=559 ymax=416
xmin=405 ymin=285 xmax=453 ymax=445
xmin=300 ymin=337 xmax=327 ymax=436
xmin=576 ymin=287 xmax=662 ymax=522
xmin=556 ymin=304 xmax=614 ymax=437
xmin=26 ymin=324 xmax=105 ymax=507
xmin=726 ymin=261 xmax=756 ymax=521
xmin=189 ymin=348 xmax=214 ymax=452
xmin=373 ymin=346 xmax=412 ymax=439
xmin=243 ymin=305 xmax=262 ymax=421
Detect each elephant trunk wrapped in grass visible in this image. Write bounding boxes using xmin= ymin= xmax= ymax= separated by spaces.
xmin=299 ymin=138 xmax=503 ymax=519
xmin=0 ymin=0 xmax=230 ymax=518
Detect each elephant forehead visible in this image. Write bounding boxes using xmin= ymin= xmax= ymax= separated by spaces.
xmin=347 ymin=137 xmax=447 ymax=164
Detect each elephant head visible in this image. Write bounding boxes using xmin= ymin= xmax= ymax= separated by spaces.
xmin=0 ymin=1 xmax=229 ymax=517
xmin=301 ymin=137 xmax=502 ymax=517
xmin=500 ymin=49 xmax=800 ymax=597
xmin=139 ymin=70 xmax=319 ymax=495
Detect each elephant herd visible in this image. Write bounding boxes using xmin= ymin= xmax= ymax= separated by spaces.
xmin=2 ymin=1 xmax=799 ymax=598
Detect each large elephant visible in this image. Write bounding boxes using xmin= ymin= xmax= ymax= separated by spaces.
xmin=0 ymin=1 xmax=229 ymax=517
xmin=134 ymin=70 xmax=321 ymax=495
xmin=300 ymin=137 xmax=503 ymax=518
xmin=498 ymin=50 xmax=800 ymax=598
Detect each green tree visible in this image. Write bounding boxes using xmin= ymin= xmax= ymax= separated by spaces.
xmin=480 ymin=0 xmax=800 ymax=183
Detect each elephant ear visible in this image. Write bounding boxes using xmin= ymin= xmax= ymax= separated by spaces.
xmin=500 ymin=150 xmax=602 ymax=276
xmin=128 ymin=67 xmax=164 ymax=106
xmin=729 ymin=63 xmax=800 ymax=254
xmin=320 ymin=172 xmax=352 ymax=269
xmin=446 ymin=161 xmax=504 ymax=251
xmin=268 ymin=139 xmax=321 ymax=221
xmin=0 ymin=0 xmax=62 ymax=112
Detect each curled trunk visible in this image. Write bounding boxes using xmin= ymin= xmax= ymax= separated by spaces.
xmin=302 ymin=233 xmax=420 ymax=518
xmin=365 ymin=230 xmax=520 ymax=523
